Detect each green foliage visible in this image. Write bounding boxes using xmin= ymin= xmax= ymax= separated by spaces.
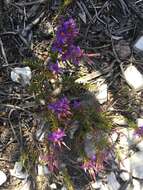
xmin=61 ymin=74 xmax=86 ymax=97
xmin=62 ymin=168 xmax=74 ymax=190
xmin=127 ymin=118 xmax=137 ymax=129
xmin=23 ymin=58 xmax=43 ymax=70
xmin=45 ymin=110 xmax=59 ymax=130
xmin=24 ymin=58 xmax=55 ymax=101
xmin=20 ymin=149 xmax=38 ymax=174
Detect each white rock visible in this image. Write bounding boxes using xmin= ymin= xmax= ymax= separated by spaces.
xmin=132 ymin=179 xmax=143 ymax=190
xmin=50 ymin=183 xmax=57 ymax=189
xmin=137 ymin=141 xmax=143 ymax=151
xmin=134 ymin=36 xmax=143 ymax=51
xmin=123 ymin=65 xmax=143 ymax=91
xmin=10 ymin=162 xmax=29 ymax=179
xmin=118 ymin=128 xmax=135 ymax=147
xmin=107 ymin=172 xmax=120 ymax=190
xmin=61 ymin=187 xmax=67 ymax=190
xmin=11 ymin=67 xmax=31 ymax=85
xmin=110 ymin=132 xmax=118 ymax=143
xmin=131 ymin=151 xmax=143 ymax=179
xmin=38 ymin=165 xmax=50 ymax=176
xmin=120 ymin=172 xmax=130 ymax=181
xmin=120 ymin=151 xmax=143 ymax=179
xmin=95 ymin=83 xmax=108 ymax=104
xmin=137 ymin=118 xmax=143 ymax=127
xmin=0 ymin=170 xmax=7 ymax=186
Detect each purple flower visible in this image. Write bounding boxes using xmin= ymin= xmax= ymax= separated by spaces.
xmin=62 ymin=45 xmax=82 ymax=64
xmin=81 ymin=151 xmax=108 ymax=180
xmin=48 ymin=128 xmax=70 ymax=149
xmin=56 ymin=18 xmax=78 ymax=44
xmin=51 ymin=18 xmax=79 ymax=53
xmin=49 ymin=61 xmax=62 ymax=74
xmin=49 ymin=128 xmax=66 ymax=143
xmin=81 ymin=159 xmax=97 ymax=180
xmin=48 ymin=97 xmax=72 ymax=120
xmin=134 ymin=126 xmax=143 ymax=137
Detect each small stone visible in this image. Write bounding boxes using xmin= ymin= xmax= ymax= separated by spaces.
xmin=49 ymin=183 xmax=57 ymax=189
xmin=137 ymin=118 xmax=143 ymax=127
xmin=95 ymin=82 xmax=108 ymax=104
xmin=134 ymin=36 xmax=143 ymax=52
xmin=90 ymin=181 xmax=102 ymax=189
xmin=10 ymin=162 xmax=29 ymax=179
xmin=61 ymin=187 xmax=67 ymax=190
xmin=123 ymin=65 xmax=143 ymax=91
xmin=39 ymin=99 xmax=46 ymax=105
xmin=11 ymin=67 xmax=31 ymax=85
xmin=0 ymin=170 xmax=7 ymax=186
xmin=120 ymin=172 xmax=130 ymax=181
xmin=110 ymin=132 xmax=118 ymax=143
xmin=120 ymin=151 xmax=143 ymax=179
xmin=137 ymin=141 xmax=143 ymax=151
xmin=131 ymin=151 xmax=143 ymax=179
xmin=38 ymin=165 xmax=50 ymax=176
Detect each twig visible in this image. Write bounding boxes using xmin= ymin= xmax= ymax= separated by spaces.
xmin=15 ymin=0 xmax=47 ymax=6
xmin=76 ymin=1 xmax=92 ymax=23
xmin=8 ymin=109 xmax=20 ymax=144
xmin=0 ymin=38 xmax=8 ymax=66
xmin=124 ymin=0 xmax=143 ymax=21
xmin=0 ymin=138 xmax=16 ymax=152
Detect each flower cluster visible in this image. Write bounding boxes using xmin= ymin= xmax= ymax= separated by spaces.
xmin=52 ymin=18 xmax=78 ymax=50
xmin=51 ymin=18 xmax=82 ymax=66
xmin=48 ymin=128 xmax=66 ymax=146
xmin=81 ymin=150 xmax=110 ymax=180
xmin=81 ymin=157 xmax=97 ymax=180
xmin=48 ymin=97 xmax=72 ymax=120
